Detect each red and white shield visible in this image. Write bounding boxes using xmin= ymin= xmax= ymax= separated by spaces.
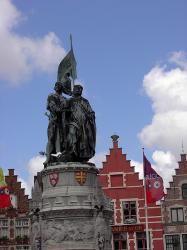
xmin=49 ymin=172 xmax=59 ymax=187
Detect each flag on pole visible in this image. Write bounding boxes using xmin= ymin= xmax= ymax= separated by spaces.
xmin=0 ymin=167 xmax=11 ymax=208
xmin=143 ymin=154 xmax=165 ymax=203
xmin=57 ymin=35 xmax=77 ymax=94
xmin=57 ymin=48 xmax=77 ymax=82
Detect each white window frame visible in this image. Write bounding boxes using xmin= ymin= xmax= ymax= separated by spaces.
xmin=170 ymin=207 xmax=184 ymax=223
xmin=109 ymin=172 xmax=126 ymax=188
xmin=120 ymin=198 xmax=139 ymax=224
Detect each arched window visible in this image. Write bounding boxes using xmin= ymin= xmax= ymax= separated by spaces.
xmin=182 ymin=183 xmax=187 ymax=199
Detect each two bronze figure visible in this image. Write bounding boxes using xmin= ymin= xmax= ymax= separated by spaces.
xmin=44 ymin=80 xmax=96 ymax=167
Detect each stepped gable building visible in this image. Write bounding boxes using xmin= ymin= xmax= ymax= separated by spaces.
xmin=0 ymin=169 xmax=30 ymax=250
xmin=161 ymin=153 xmax=187 ymax=250
xmin=99 ymin=135 xmax=164 ymax=250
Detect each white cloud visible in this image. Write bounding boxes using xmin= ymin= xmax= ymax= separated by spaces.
xmin=140 ymin=111 xmax=187 ymax=152
xmin=0 ymin=0 xmax=66 ymax=85
xmin=170 ymin=51 xmax=187 ymax=70
xmin=18 ymin=177 xmax=31 ymax=197
xmin=152 ymin=150 xmax=177 ymax=188
xmin=131 ymin=160 xmax=144 ymax=180
xmin=131 ymin=150 xmax=177 ymax=189
xmin=89 ymin=152 xmax=107 ymax=168
xmin=19 ymin=155 xmax=45 ymax=197
xmin=142 ymin=66 xmax=187 ymax=113
xmin=137 ymin=52 xmax=187 ymax=188
xmin=0 ymin=0 xmax=21 ymax=32
xmin=139 ymin=51 xmax=187 ymax=154
xmin=27 ymin=155 xmax=45 ymax=177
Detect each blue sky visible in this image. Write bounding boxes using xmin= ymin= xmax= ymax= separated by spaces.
xmin=0 ymin=0 xmax=187 ymax=195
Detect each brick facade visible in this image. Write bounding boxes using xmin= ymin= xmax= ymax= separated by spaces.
xmin=0 ymin=169 xmax=30 ymax=250
xmin=2 ymin=139 xmax=187 ymax=250
xmin=99 ymin=136 xmax=164 ymax=250
xmin=161 ymin=154 xmax=187 ymax=250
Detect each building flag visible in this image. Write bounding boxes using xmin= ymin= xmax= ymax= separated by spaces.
xmin=0 ymin=167 xmax=11 ymax=208
xmin=143 ymin=153 xmax=165 ymax=203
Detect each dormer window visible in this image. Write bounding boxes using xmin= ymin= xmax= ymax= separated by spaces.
xmin=182 ymin=183 xmax=187 ymax=199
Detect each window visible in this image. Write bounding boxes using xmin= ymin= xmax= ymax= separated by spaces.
xmin=15 ymin=228 xmax=29 ymax=238
xmin=15 ymin=219 xmax=29 ymax=237
xmin=111 ymin=201 xmax=115 ymax=210
xmin=110 ymin=175 xmax=123 ymax=187
xmin=171 ymin=208 xmax=184 ymax=222
xmin=113 ymin=232 xmax=127 ymax=250
xmin=136 ymin=232 xmax=150 ymax=250
xmin=110 ymin=201 xmax=115 ymax=225
xmin=0 ymin=220 xmax=8 ymax=238
xmin=22 ymin=220 xmax=29 ymax=227
xmin=0 ymin=248 xmax=8 ymax=250
xmin=183 ymin=234 xmax=187 ymax=250
xmin=16 ymin=219 xmax=29 ymax=227
xmin=165 ymin=235 xmax=180 ymax=250
xmin=0 ymin=228 xmax=8 ymax=238
xmin=182 ymin=184 xmax=187 ymax=199
xmin=16 ymin=220 xmax=22 ymax=227
xmin=15 ymin=227 xmax=22 ymax=237
xmin=122 ymin=201 xmax=137 ymax=224
xmin=0 ymin=220 xmax=8 ymax=227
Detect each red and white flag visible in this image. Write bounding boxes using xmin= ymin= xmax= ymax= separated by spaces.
xmin=0 ymin=168 xmax=11 ymax=208
xmin=143 ymin=153 xmax=165 ymax=203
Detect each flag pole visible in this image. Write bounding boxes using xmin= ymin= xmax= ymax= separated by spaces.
xmin=70 ymin=34 xmax=75 ymax=91
xmin=142 ymin=148 xmax=150 ymax=250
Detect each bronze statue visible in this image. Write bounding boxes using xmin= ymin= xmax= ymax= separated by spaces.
xmin=44 ymin=83 xmax=96 ymax=166
xmin=44 ymin=37 xmax=96 ymax=166
xmin=44 ymin=82 xmax=67 ymax=167
xmin=66 ymin=85 xmax=96 ymax=162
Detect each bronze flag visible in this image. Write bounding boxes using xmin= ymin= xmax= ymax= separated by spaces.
xmin=57 ymin=47 xmax=77 ymax=82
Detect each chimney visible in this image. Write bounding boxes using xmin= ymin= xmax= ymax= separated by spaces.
xmin=111 ymin=134 xmax=119 ymax=149
xmin=8 ymin=169 xmax=14 ymax=176
xmin=180 ymin=154 xmax=186 ymax=162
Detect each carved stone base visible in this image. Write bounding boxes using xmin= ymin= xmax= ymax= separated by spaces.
xmin=30 ymin=162 xmax=112 ymax=250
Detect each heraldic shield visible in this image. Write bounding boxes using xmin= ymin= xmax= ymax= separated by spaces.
xmin=49 ymin=172 xmax=59 ymax=187
xmin=75 ymin=171 xmax=87 ymax=185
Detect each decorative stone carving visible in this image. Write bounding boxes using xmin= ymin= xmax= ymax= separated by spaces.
xmin=95 ymin=205 xmax=112 ymax=250
xmin=31 ymin=163 xmax=112 ymax=249
xmin=42 ymin=219 xmax=94 ymax=245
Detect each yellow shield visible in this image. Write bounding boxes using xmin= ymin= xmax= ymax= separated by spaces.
xmin=75 ymin=171 xmax=87 ymax=185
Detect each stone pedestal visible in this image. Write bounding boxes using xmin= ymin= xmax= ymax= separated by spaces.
xmin=30 ymin=162 xmax=112 ymax=250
